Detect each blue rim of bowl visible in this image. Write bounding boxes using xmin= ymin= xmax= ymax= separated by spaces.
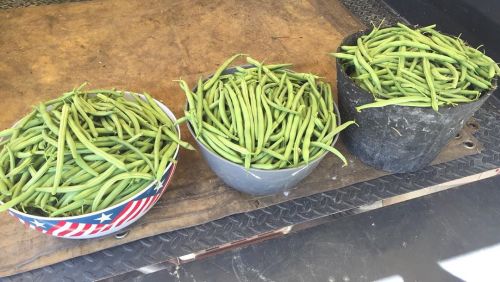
xmin=186 ymin=65 xmax=342 ymax=173
xmin=1 ymin=92 xmax=181 ymax=221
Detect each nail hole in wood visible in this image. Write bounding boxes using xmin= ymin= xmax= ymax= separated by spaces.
xmin=467 ymin=122 xmax=479 ymax=130
xmin=115 ymin=230 xmax=129 ymax=239
xmin=463 ymin=141 xmax=475 ymax=149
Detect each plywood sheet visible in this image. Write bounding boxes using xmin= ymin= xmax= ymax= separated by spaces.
xmin=0 ymin=0 xmax=480 ymax=277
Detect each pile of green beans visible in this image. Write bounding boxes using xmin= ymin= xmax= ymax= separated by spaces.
xmin=333 ymin=23 xmax=500 ymax=112
xmin=0 ymin=86 xmax=192 ymax=217
xmin=177 ymin=54 xmax=355 ymax=170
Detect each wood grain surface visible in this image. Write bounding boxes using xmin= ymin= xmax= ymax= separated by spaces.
xmin=0 ymin=0 xmax=479 ymax=276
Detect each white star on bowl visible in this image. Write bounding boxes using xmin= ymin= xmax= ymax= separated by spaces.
xmin=154 ymin=181 xmax=162 ymax=192
xmin=32 ymin=219 xmax=45 ymax=228
xmin=95 ymin=213 xmax=112 ymax=223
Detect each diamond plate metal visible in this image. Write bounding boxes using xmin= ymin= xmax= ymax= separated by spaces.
xmin=338 ymin=0 xmax=408 ymax=26
xmin=2 ymin=1 xmax=500 ymax=281
xmin=3 ymin=96 xmax=498 ymax=282
xmin=0 ymin=0 xmax=86 ymax=9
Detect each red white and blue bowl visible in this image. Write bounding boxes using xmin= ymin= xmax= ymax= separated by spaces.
xmin=3 ymin=93 xmax=180 ymax=239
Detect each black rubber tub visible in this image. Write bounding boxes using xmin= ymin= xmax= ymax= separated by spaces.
xmin=336 ymin=30 xmax=497 ymax=173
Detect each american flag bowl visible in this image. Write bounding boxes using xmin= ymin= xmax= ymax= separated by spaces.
xmin=3 ymin=93 xmax=180 ymax=239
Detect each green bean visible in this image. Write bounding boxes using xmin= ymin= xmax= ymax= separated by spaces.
xmin=421 ymin=58 xmax=439 ymax=111
xmin=204 ymin=54 xmax=243 ymax=91
xmin=334 ymin=22 xmax=499 ymax=111
xmin=274 ymin=73 xmax=288 ymax=101
xmin=110 ymin=113 xmax=123 ymax=139
xmin=331 ymin=52 xmax=355 ymax=60
xmin=255 ymin=82 xmax=266 ymax=154
xmin=236 ymin=89 xmax=253 ymax=159
xmin=27 ymin=165 xmax=37 ymax=178
xmin=268 ymin=123 xmax=286 ymax=142
xmin=356 ymin=96 xmax=433 ymax=111
xmin=162 ymin=126 xmax=193 ymax=150
xmin=397 ymin=23 xmax=468 ymax=61
xmin=381 ymin=51 xmax=458 ymax=64
xmin=240 ymin=79 xmax=254 ymax=148
xmin=37 ymin=104 xmax=59 ymax=135
xmin=63 ymin=163 xmax=107 ymax=188
xmin=11 ymin=172 xmax=29 ymax=198
xmin=225 ymin=84 xmax=245 ymax=147
xmin=0 ymin=87 xmax=188 ymax=216
xmin=373 ymin=40 xmax=432 ymax=55
xmin=262 ymin=148 xmax=288 ymax=162
xmin=260 ymin=86 xmax=275 ymax=147
xmin=73 ymin=96 xmax=98 ymax=138
xmin=318 ymin=112 xmax=333 ymax=141
xmin=73 ymin=94 xmax=94 ymax=111
xmin=202 ymin=134 xmax=243 ymax=164
xmin=52 ymin=104 xmax=70 ymax=194
xmin=40 ymin=130 xmax=57 ymax=148
xmin=6 ymin=147 xmax=16 ymax=182
xmin=20 ymin=126 xmax=46 ymax=139
xmin=97 ymin=179 xmax=132 ymax=210
xmin=252 ymin=137 xmax=283 ymax=163
xmin=68 ymin=116 xmax=127 ymax=170
xmin=111 ymin=180 xmax=151 ymax=206
xmin=99 ymin=99 xmax=135 ymax=131
xmin=117 ymin=119 xmax=134 ymax=136
xmin=321 ymin=121 xmax=357 ymax=144
xmin=136 ymin=96 xmax=163 ymax=125
xmin=114 ymin=136 xmax=155 ymax=171
xmin=205 ymin=80 xmax=220 ymax=105
xmin=34 ymin=191 xmax=45 ymax=207
xmin=153 ymin=125 xmax=163 ymax=172
xmin=251 ymin=163 xmax=280 ymax=169
xmin=89 ymin=109 xmax=115 ymax=116
xmin=324 ymin=84 xmax=334 ymax=113
xmin=202 ymin=100 xmax=234 ymax=138
xmin=356 ymin=49 xmax=382 ymax=91
xmin=0 ymin=158 xmax=53 ymax=212
xmin=0 ymin=128 xmax=15 ymax=138
xmin=40 ymin=192 xmax=51 ymax=210
xmin=465 ymin=73 xmax=490 ymax=89
xmin=178 ymin=79 xmax=197 ymax=112
xmin=281 ymin=105 xmax=303 ymax=166
xmin=247 ymin=57 xmax=281 ymax=83
xmin=302 ymin=109 xmax=317 ymax=164
xmin=67 ymin=134 xmax=98 ymax=177
xmin=217 ymin=87 xmax=232 ymax=129
xmin=82 ymin=89 xmax=123 ymax=96
xmin=156 ymin=141 xmax=177 ymax=180
xmin=357 ymin=37 xmax=373 ymax=62
xmin=9 ymin=135 xmax=44 ymax=152
xmin=194 ymin=78 xmax=204 ymax=135
xmin=0 ymin=173 xmax=11 ymax=195
xmin=100 ymin=117 xmax=114 ymax=131
xmin=292 ymin=108 xmax=312 ymax=165
xmin=178 ymin=55 xmax=352 ymax=170
xmin=5 ymin=157 xmax=32 ymax=178
xmin=307 ymin=77 xmax=329 ymax=119
xmin=91 ymin=172 xmax=153 ymax=212
xmin=208 ymin=130 xmax=250 ymax=155
xmin=262 ymin=94 xmax=300 ymax=115
xmin=310 ymin=141 xmax=347 ymax=166
xmin=50 ymin=199 xmax=93 ymax=217
xmin=38 ymin=165 xmax=117 ymax=194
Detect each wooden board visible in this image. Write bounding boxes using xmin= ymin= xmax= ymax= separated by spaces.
xmin=0 ymin=0 xmax=481 ymax=277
